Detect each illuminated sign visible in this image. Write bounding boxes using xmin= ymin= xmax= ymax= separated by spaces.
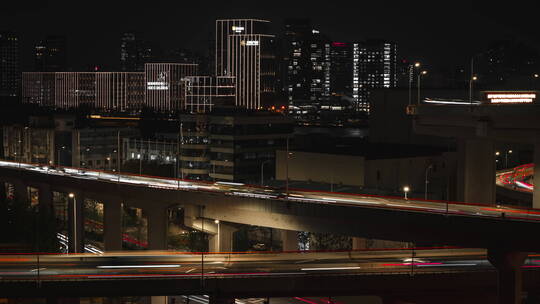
xmin=332 ymin=42 xmax=347 ymax=47
xmin=486 ymin=92 xmax=536 ymax=104
xmin=232 ymin=26 xmax=244 ymax=33
xmin=241 ymin=40 xmax=259 ymax=46
xmin=147 ymin=82 xmax=169 ymax=90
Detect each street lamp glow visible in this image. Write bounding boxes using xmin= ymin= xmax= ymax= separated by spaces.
xmin=472 ymin=76 xmax=478 ymax=81
xmin=495 ymin=151 xmax=500 ymax=156
xmin=68 ymin=193 xmax=75 ymax=198
xmin=508 ymin=150 xmax=513 ymax=154
xmin=403 ymin=186 xmax=410 ymax=200
xmin=214 ymin=219 xmax=220 ymax=224
xmin=421 ymin=70 xmax=428 ymax=75
xmin=414 ymin=62 xmax=421 ymax=68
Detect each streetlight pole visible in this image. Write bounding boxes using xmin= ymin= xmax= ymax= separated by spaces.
xmin=425 ymin=164 xmax=433 ymax=200
xmin=403 ymin=186 xmax=410 ymax=200
xmin=408 ymin=62 xmax=421 ymax=106
xmin=180 ymin=122 xmax=184 ymax=180
xmin=469 ymin=57 xmax=474 ymax=105
xmin=261 ymin=160 xmax=271 ymax=186
xmin=417 ymin=71 xmax=428 ymax=105
xmin=505 ymin=150 xmax=513 ymax=168
xmin=285 ymin=137 xmax=290 ymax=196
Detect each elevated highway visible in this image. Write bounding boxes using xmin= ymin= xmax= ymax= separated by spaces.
xmin=1 ymin=248 xmax=540 ymax=301
xmin=2 ymin=161 xmax=540 ymax=253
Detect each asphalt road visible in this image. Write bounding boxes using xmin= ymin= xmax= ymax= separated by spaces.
xmin=1 ymin=160 xmax=539 ymax=223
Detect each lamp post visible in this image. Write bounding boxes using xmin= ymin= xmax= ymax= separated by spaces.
xmin=403 ymin=186 xmax=410 ymax=200
xmin=68 ymin=193 xmax=78 ymax=253
xmin=106 ymin=156 xmax=111 ymax=171
xmin=408 ymin=62 xmax=421 ymax=106
xmin=425 ymin=164 xmax=433 ymax=200
xmin=261 ymin=160 xmax=271 ymax=186
xmin=469 ymin=75 xmax=478 ymax=105
xmin=506 ymin=150 xmax=513 ymax=168
xmin=57 ymin=146 xmax=66 ymax=167
xmin=417 ymin=70 xmax=428 ymax=105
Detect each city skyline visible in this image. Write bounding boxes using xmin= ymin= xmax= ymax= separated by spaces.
xmin=2 ymin=2 xmax=539 ymax=72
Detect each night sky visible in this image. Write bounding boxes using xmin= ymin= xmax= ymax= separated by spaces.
xmin=2 ymin=1 xmax=539 ymax=72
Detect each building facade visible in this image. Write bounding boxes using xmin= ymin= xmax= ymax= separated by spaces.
xmin=208 ymin=109 xmax=294 ymax=182
xmin=34 ymin=35 xmax=67 ymax=72
xmin=184 ymin=76 xmax=235 ymax=113
xmin=0 ymin=31 xmax=20 ymax=97
xmin=120 ymin=32 xmax=156 ymax=72
xmin=22 ymin=72 xmax=145 ymax=112
xmin=215 ymin=19 xmax=276 ymax=110
xmin=144 ymin=63 xmax=198 ymax=112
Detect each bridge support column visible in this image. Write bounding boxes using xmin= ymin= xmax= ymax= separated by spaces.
xmin=457 ymin=138 xmax=496 ymax=204
xmin=151 ymin=296 xmax=168 ymax=304
xmin=487 ymin=249 xmax=527 ymax=304
xmin=209 ymin=222 xmax=236 ymax=252
xmin=13 ymin=181 xmax=28 ymax=203
xmin=38 ymin=184 xmax=53 ymax=212
xmin=534 ymin=140 xmax=540 ymax=209
xmin=0 ymin=181 xmax=5 ymax=202
xmin=68 ymin=192 xmax=84 ymax=253
xmin=104 ymin=200 xmax=122 ymax=251
xmin=281 ymin=230 xmax=298 ymax=251
xmin=148 ymin=208 xmax=167 ymax=250
xmin=209 ymin=296 xmax=234 ymax=304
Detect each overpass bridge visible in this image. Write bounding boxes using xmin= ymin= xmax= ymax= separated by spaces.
xmin=1 ymin=248 xmax=540 ymax=304
xmin=2 ymin=160 xmax=540 ymax=253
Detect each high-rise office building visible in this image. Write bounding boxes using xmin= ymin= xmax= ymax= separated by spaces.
xmin=144 ymin=63 xmax=198 ymax=112
xmin=34 ymin=35 xmax=67 ymax=72
xmin=184 ymin=76 xmax=235 ymax=113
xmin=22 ymin=72 xmax=145 ymax=111
xmin=283 ymin=20 xmax=331 ymax=119
xmin=120 ymin=32 xmax=159 ymax=72
xmin=357 ymin=40 xmax=397 ymax=112
xmin=215 ymin=19 xmax=276 ymax=109
xmin=284 ymin=23 xmax=397 ymax=116
xmin=0 ymin=31 xmax=20 ymax=97
xmin=120 ymin=32 xmax=138 ymax=71
xmin=21 ymin=72 xmax=56 ymax=107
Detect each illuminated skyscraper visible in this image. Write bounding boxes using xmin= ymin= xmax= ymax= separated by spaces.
xmin=0 ymin=31 xmax=20 ymax=97
xmin=215 ymin=19 xmax=276 ymax=109
xmin=357 ymin=40 xmax=397 ymax=112
xmin=284 ymin=22 xmax=397 ymax=115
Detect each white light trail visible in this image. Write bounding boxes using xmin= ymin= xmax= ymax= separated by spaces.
xmin=96 ymin=264 xmax=181 ymax=269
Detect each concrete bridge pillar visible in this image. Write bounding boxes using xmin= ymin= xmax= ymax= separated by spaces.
xmin=209 ymin=221 xmax=236 ymax=252
xmin=13 ymin=180 xmax=28 ymax=204
xmin=147 ymin=207 xmax=168 ymax=250
xmin=281 ymin=230 xmax=298 ymax=251
xmin=487 ymin=249 xmax=527 ymax=304
xmin=67 ymin=192 xmax=84 ymax=253
xmin=0 ymin=181 xmax=5 ymax=202
xmin=151 ymin=296 xmax=168 ymax=304
xmin=38 ymin=184 xmax=53 ymax=212
xmin=534 ymin=140 xmax=540 ymax=209
xmin=104 ymin=200 xmax=123 ymax=251
xmin=457 ymin=138 xmax=496 ymax=204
